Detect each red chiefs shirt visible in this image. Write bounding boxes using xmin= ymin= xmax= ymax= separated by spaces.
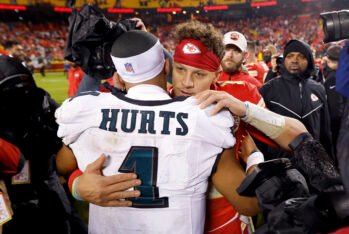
xmin=245 ymin=61 xmax=269 ymax=84
xmin=205 ymin=80 xmax=279 ymax=234
xmin=0 ymin=139 xmax=23 ymax=175
xmin=67 ymin=66 xmax=85 ymax=97
xmin=219 ymin=70 xmax=262 ymax=89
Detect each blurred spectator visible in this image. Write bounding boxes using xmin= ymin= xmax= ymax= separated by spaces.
xmin=336 ymin=41 xmax=349 ymax=99
xmin=4 ymin=41 xmax=25 ymax=62
xmin=36 ymin=55 xmax=47 ymax=77
xmin=245 ymin=40 xmax=269 ymax=84
xmin=63 ymin=60 xmax=70 ymax=75
xmin=262 ymin=44 xmax=278 ymax=68
xmin=67 ymin=63 xmax=84 ymax=97
xmin=260 ymin=39 xmax=334 ymax=161
xmin=264 ymin=54 xmax=282 ymax=83
xmin=324 ymin=45 xmax=346 ymax=158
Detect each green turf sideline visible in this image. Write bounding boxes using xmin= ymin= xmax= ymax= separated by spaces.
xmin=34 ymin=72 xmax=69 ymax=105
xmin=34 ymin=72 xmax=173 ymax=106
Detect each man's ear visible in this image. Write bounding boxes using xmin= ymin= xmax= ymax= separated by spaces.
xmin=213 ymin=70 xmax=222 ymax=84
xmin=243 ymin=51 xmax=249 ymax=62
xmin=113 ymin=72 xmax=125 ymax=90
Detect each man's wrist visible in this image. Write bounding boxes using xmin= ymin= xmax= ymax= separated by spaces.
xmin=240 ymin=102 xmax=285 ymax=139
xmin=245 ymin=151 xmax=264 ymax=173
xmin=239 ymin=102 xmax=249 ymax=119
xmin=68 ymin=169 xmax=84 ymax=201
xmin=72 ymin=176 xmax=84 ymax=201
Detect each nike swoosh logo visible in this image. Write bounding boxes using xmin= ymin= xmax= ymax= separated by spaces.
xmin=329 ymin=85 xmax=336 ymax=89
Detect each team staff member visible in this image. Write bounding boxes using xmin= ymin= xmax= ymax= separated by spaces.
xmin=218 ymin=31 xmax=262 ymax=89
xmin=260 ymin=39 xmax=334 ymax=160
xmin=67 ymin=63 xmax=85 ymax=97
xmin=245 ymin=40 xmax=269 ymax=85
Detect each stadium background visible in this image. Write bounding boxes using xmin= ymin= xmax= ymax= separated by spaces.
xmin=1 ymin=0 xmax=348 ymax=104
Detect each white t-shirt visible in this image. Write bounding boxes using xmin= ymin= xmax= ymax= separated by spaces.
xmin=56 ymin=84 xmax=235 ymax=234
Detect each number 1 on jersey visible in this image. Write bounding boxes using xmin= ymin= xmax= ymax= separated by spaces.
xmin=119 ymin=146 xmax=169 ymax=208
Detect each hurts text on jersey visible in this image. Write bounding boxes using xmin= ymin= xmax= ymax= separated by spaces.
xmin=99 ymin=109 xmax=189 ymax=136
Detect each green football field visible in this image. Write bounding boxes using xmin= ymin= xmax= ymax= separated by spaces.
xmin=33 ymin=72 xmax=69 ymax=105
xmin=33 ymin=72 xmax=173 ymax=105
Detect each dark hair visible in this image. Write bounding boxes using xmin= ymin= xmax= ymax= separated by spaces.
xmin=175 ymin=20 xmax=224 ymax=60
xmin=111 ymin=30 xmax=158 ymax=58
xmin=326 ymin=45 xmax=341 ymax=61
xmin=247 ymin=40 xmax=256 ymax=53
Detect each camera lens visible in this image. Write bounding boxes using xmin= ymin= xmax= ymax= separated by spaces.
xmin=320 ymin=10 xmax=349 ymax=43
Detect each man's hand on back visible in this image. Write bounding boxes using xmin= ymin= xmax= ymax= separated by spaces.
xmin=76 ymin=154 xmax=141 ymax=207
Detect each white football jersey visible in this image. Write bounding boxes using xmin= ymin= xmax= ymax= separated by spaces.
xmin=56 ymin=86 xmax=235 ymax=234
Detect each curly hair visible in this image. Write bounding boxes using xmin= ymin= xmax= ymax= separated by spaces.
xmin=175 ymin=20 xmax=224 ymax=59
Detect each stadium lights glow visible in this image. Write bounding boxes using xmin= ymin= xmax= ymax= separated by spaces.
xmin=54 ymin=7 xmax=73 ymax=13
xmin=250 ymin=1 xmax=277 ymax=7
xmin=0 ymin=4 xmax=26 ymax=11
xmin=107 ymin=8 xmax=134 ymax=13
xmin=203 ymin=5 xmax=228 ymax=11
xmin=157 ymin=8 xmax=182 ymax=13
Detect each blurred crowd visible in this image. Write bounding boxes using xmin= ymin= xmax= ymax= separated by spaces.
xmin=154 ymin=15 xmax=325 ymax=58
xmin=0 ymin=14 xmax=325 ymax=65
xmin=0 ymin=22 xmax=67 ymax=65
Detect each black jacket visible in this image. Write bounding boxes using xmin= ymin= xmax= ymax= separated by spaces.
xmin=324 ymin=67 xmax=346 ymax=150
xmin=0 ymin=87 xmax=87 ymax=234
xmin=337 ymin=100 xmax=349 ymax=191
xmin=260 ymin=40 xmax=334 ymax=160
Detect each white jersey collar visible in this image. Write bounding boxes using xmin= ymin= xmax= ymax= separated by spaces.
xmin=126 ymin=84 xmax=171 ymax=101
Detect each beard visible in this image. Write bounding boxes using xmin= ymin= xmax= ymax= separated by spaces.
xmin=221 ymin=59 xmax=242 ymax=74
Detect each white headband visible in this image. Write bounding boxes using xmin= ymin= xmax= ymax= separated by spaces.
xmin=111 ymin=40 xmax=165 ymax=83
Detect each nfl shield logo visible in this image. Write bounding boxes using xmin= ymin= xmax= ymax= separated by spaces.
xmin=124 ymin=63 xmax=135 ymax=73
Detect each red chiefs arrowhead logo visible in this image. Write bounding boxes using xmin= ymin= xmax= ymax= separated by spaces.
xmin=183 ymin=43 xmax=201 ymax=54
xmin=230 ymin=33 xmax=239 ymax=41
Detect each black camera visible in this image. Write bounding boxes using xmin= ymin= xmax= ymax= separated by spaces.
xmin=320 ymin=10 xmax=349 ymax=43
xmin=65 ymin=4 xmax=138 ymax=80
